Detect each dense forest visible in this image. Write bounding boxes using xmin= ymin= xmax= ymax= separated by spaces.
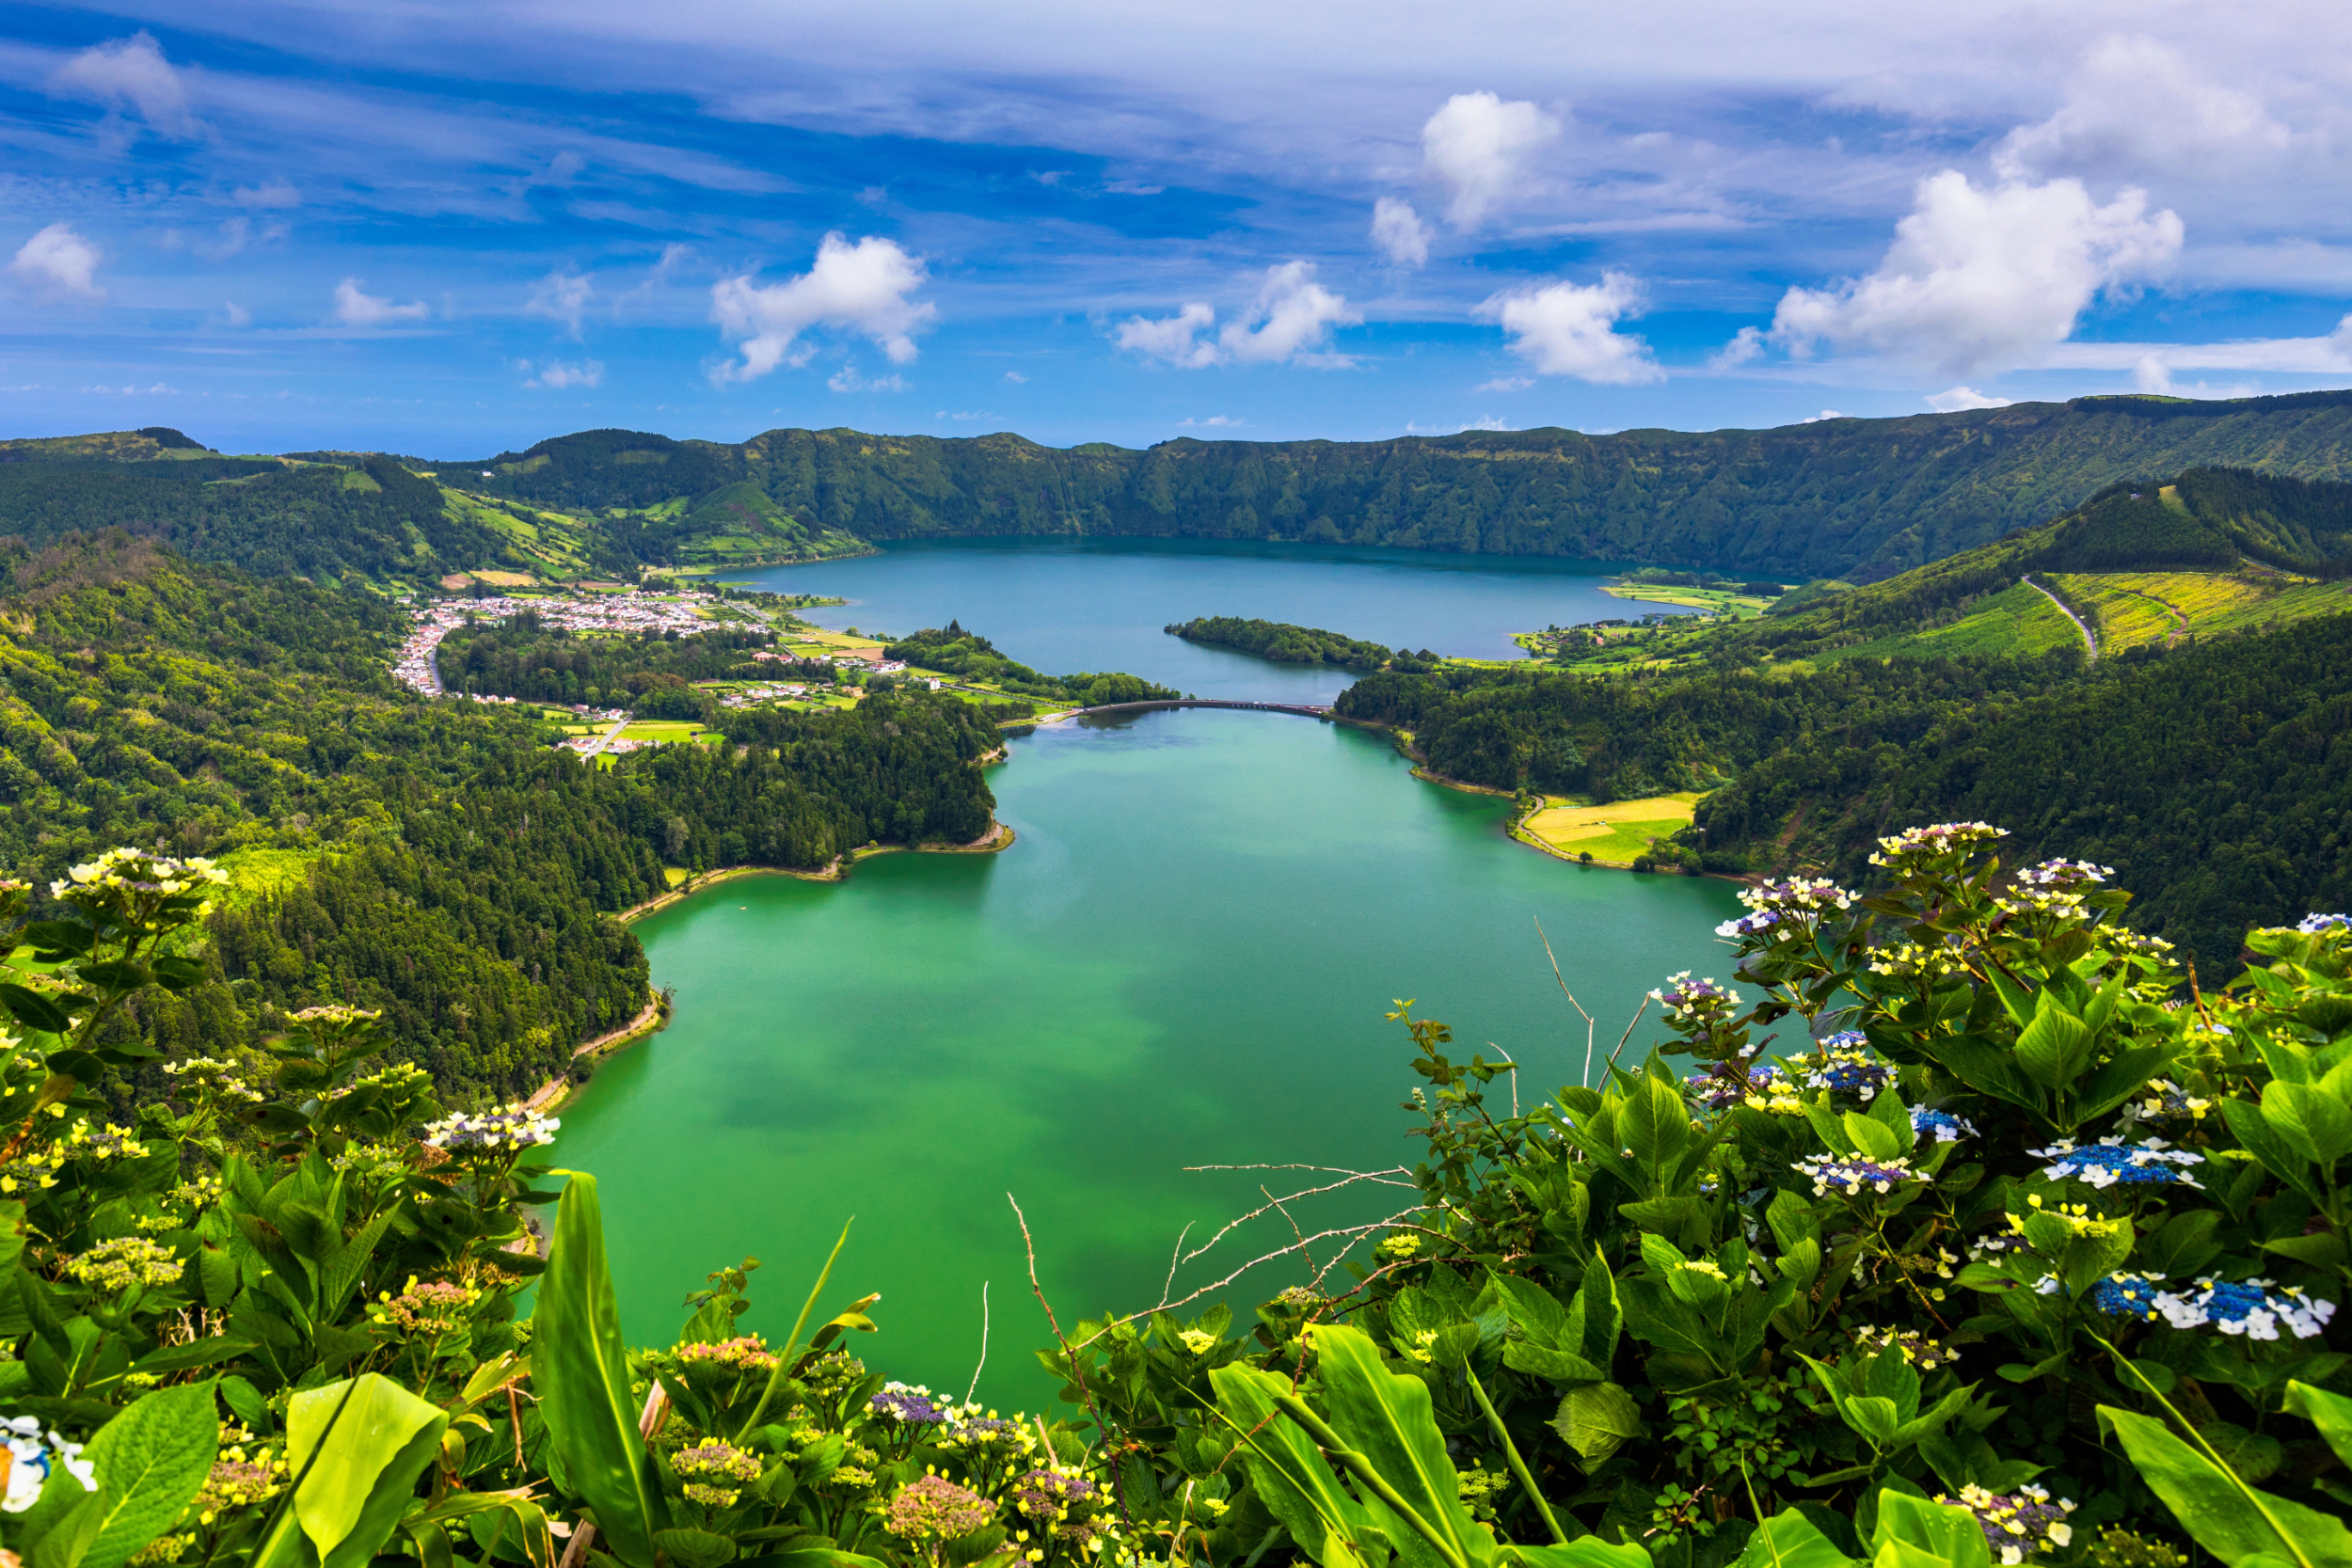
xmin=0 ymin=534 xmax=1009 ymax=1101
xmin=451 ymin=389 xmax=2352 ymax=579
xmin=886 ymin=621 xmax=1182 ymax=705
xmin=1166 ymin=614 xmax=1405 ymax=669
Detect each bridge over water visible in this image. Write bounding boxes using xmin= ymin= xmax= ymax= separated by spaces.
xmin=1034 ymin=697 xmax=1334 ymax=722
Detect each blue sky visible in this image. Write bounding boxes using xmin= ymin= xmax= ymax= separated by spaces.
xmin=5 ymin=0 xmax=2352 ymax=455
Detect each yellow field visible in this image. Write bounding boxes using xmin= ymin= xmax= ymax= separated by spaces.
xmin=1520 ymin=792 xmax=1703 ymax=863
xmin=2049 ymin=571 xmax=2352 ymax=652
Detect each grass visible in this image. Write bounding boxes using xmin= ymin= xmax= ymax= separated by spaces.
xmin=1601 ymin=583 xmax=1778 ymax=618
xmin=1519 ymin=792 xmax=1704 ymax=863
xmin=663 ymin=867 xmax=691 ymax=888
xmin=215 ymin=847 xmax=322 ymax=908
xmin=1821 ymin=581 xmax=2082 ymax=663
xmin=619 ymin=721 xmax=707 ymax=742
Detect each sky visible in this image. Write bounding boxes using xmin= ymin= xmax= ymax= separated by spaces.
xmin=6 ymin=0 xmax=2352 ymax=456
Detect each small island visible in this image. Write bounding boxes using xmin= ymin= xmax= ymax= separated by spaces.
xmin=1167 ymin=614 xmax=1440 ymax=671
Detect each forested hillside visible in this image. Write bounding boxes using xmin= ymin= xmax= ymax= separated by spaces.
xmin=1166 ymin=614 xmax=1402 ymax=669
xmin=453 ymin=389 xmax=2352 ymax=579
xmin=0 ymin=534 xmax=1008 ymax=1101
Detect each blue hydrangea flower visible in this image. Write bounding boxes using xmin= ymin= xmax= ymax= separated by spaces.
xmin=2090 ymin=1272 xmax=2167 ymax=1321
xmin=869 ymin=1383 xmax=948 ymax=1423
xmin=2029 ymin=1136 xmax=2202 ymax=1189
xmin=2299 ymin=912 xmax=2351 ymax=935
xmin=1794 ymin=1154 xmax=1925 ymax=1197
xmin=2155 ymin=1277 xmax=2337 ymax=1340
xmin=1911 ymin=1108 xmax=1977 ymax=1144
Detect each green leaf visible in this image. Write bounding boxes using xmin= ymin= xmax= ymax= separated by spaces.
xmin=1505 ymin=1544 xmax=1650 ymax=1568
xmin=54 ymin=1382 xmax=221 ymax=1568
xmin=1870 ymin=1493 xmax=1990 ymax=1568
xmin=1549 ymin=1382 xmax=1643 ymax=1466
xmin=655 ymin=1530 xmax=739 ymax=1568
xmin=2284 ymin=1383 xmax=2352 ymax=1472
xmin=0 ymin=983 xmax=72 ymax=1035
xmin=535 ymin=1174 xmax=673 ymax=1568
xmin=1501 ymin=1341 xmax=1608 ymax=1386
xmin=2097 ymin=1405 xmax=2352 ymax=1568
xmin=1312 ymin=1324 xmax=1491 ymax=1568
xmin=1734 ymin=1511 xmax=1857 ymax=1568
xmin=2262 ymin=1084 xmax=2352 ymax=1166
xmin=2014 ymin=998 xmax=2091 ymax=1092
xmin=2222 ymin=1100 xmax=2319 ymax=1202
xmin=1844 ymin=1112 xmax=1905 ymax=1164
xmin=287 ymin=1374 xmax=450 ymax=1568
xmin=1569 ymin=1252 xmax=1621 ymax=1366
xmin=1210 ymin=1365 xmax=1375 ymax=1568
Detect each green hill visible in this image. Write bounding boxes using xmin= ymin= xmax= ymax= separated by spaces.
xmin=447 ymin=390 xmax=2352 ymax=579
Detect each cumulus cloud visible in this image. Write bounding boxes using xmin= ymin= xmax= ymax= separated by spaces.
xmin=1371 ymin=198 xmax=1431 ymax=266
xmin=1001 ymin=370 xmax=1029 ymax=384
xmin=1926 ymin=386 xmax=2012 ymax=411
xmin=1768 ymin=171 xmax=2182 ymax=377
xmin=710 ymin=233 xmax=935 ymax=382
xmin=528 ymin=268 xmax=594 ymax=336
xmin=1474 ymin=374 xmax=1534 ymax=392
xmin=1997 ymin=36 xmax=2305 ymax=184
xmin=1477 ymin=271 xmax=1662 ymax=385
xmin=524 ymin=359 xmax=603 ymax=388
xmin=51 ymin=31 xmax=196 ymax=138
xmin=1422 ymin=92 xmax=1560 ymax=228
xmin=1221 ymin=261 xmax=1359 ymax=364
xmin=334 ymin=277 xmax=429 ymax=326
xmin=1115 ymin=264 xmax=1359 ymax=368
xmin=8 ymin=224 xmax=105 ymax=303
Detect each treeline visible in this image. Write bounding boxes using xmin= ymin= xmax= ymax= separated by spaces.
xmin=1334 ymin=610 xmax=2352 ymax=970
xmin=0 ymin=450 xmax=501 ymax=579
xmin=886 ymin=622 xmax=1180 ymax=705
xmin=0 ymin=534 xmax=1008 ymax=1101
xmin=453 ymin=391 xmax=2352 ymax=579
xmin=1166 ymin=615 xmax=1403 ymax=670
xmin=437 ymin=616 xmax=790 ymax=712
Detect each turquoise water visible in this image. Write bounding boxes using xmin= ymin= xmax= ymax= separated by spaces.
xmin=550 ymin=708 xmax=1740 ymax=1407
xmin=739 ymin=537 xmax=1690 ymax=702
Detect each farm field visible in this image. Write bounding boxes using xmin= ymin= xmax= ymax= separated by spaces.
xmin=1518 ymin=791 xmax=1704 ymax=864
xmin=1826 ymin=581 xmax=2082 ymax=662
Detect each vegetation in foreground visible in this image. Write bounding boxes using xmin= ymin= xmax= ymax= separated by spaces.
xmin=5 ymin=826 xmax=2351 ymax=1568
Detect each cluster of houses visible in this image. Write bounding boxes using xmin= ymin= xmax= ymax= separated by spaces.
xmin=390 ymin=591 xmax=723 ymax=699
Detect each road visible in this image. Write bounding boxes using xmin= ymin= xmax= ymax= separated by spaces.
xmin=2022 ymin=575 xmax=2097 ymax=661
xmin=1029 ymin=697 xmax=1334 ymax=724
xmin=580 ymin=715 xmax=632 ymax=757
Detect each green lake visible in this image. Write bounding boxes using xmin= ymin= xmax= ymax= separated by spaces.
xmin=549 ymin=705 xmax=1741 ymax=1408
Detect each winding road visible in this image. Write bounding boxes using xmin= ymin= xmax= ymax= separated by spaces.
xmin=2022 ymin=575 xmax=2098 ymax=661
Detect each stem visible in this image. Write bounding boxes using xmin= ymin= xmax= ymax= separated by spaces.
xmin=2088 ymin=1331 xmax=2317 ymax=1568
xmin=1267 ymin=1390 xmax=1471 ymax=1568
xmin=1461 ymin=1367 xmax=1565 ymax=1544
xmin=735 ymin=1217 xmax=852 ymax=1438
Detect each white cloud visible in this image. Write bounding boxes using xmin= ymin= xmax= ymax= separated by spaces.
xmin=524 ymin=359 xmax=603 ymax=389
xmin=2041 ymin=316 xmax=2352 ymax=377
xmin=8 ymin=225 xmax=105 ymax=304
xmin=1219 ymin=261 xmax=1358 ymax=365
xmin=1422 ymin=91 xmax=1559 ymax=228
xmin=1926 ymin=386 xmax=2012 ymax=411
xmin=828 ymin=365 xmax=908 ymax=393
xmin=1477 ymin=271 xmax=1662 ymax=385
xmin=939 ymin=409 xmax=992 ymax=420
xmin=1371 ymin=198 xmax=1431 ymax=266
xmin=1001 ymin=370 xmax=1029 ymax=384
xmin=1115 ymin=301 xmax=1218 ymax=367
xmin=1178 ymin=415 xmax=1245 ymax=427
xmin=221 ymin=301 xmax=250 ymax=327
xmin=1768 ymin=172 xmax=2182 ymax=377
xmin=232 ymin=181 xmax=301 ymax=209
xmin=710 ymin=233 xmax=935 ymax=382
xmin=1473 ymin=374 xmax=1534 ymax=392
xmin=333 ymin=277 xmax=428 ymax=326
xmin=1996 ymin=36 xmax=2304 ymax=185
xmin=1801 ymin=409 xmax=1850 ymax=422
xmin=528 ymin=268 xmax=594 ymax=336
xmin=51 ymin=31 xmax=197 ymax=138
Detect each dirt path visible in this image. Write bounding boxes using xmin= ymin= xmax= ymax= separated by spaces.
xmin=521 ymin=993 xmax=664 ymax=1114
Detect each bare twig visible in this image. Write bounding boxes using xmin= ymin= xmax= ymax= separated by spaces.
xmin=1263 ymin=1183 xmax=1315 ymax=1282
xmin=1535 ymin=917 xmax=1598 ymax=1085
xmin=1009 ymin=1193 xmax=1132 ymax=1533
xmin=1602 ymin=993 xmax=1654 ymax=1078
xmin=964 ymin=1281 xmax=990 ymax=1406
xmin=1160 ymin=1221 xmax=1196 ymax=1304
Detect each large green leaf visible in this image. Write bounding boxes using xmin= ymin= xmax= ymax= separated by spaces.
xmin=1870 ymin=1493 xmax=1988 ymax=1568
xmin=1312 ymin=1325 xmax=1492 ymax=1568
xmin=33 ymin=1382 xmax=220 ymax=1568
xmin=2284 ymin=1382 xmax=2352 ymax=1470
xmin=287 ymin=1373 xmax=449 ymax=1568
xmin=535 ymin=1174 xmax=674 ymax=1568
xmin=2098 ymin=1406 xmax=2352 ymax=1568
xmin=1504 ymin=1543 xmax=1650 ymax=1568
xmin=1549 ymin=1383 xmax=1642 ymax=1466
xmin=1210 ymin=1365 xmax=1376 ymax=1568
xmin=1734 ymin=1511 xmax=1858 ymax=1568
